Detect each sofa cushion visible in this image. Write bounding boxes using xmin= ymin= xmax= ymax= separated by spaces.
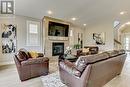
xmin=16 ymin=51 xmax=28 ymax=62
xmin=75 ymin=52 xmax=109 ymax=72
xmin=21 ymin=57 xmax=49 ymax=65
xmin=60 ymin=60 xmax=81 ymax=77
xmin=16 ymin=48 xmax=30 ymax=62
xmin=19 ymin=48 xmax=30 ymax=58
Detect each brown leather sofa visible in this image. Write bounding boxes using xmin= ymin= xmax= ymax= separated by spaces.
xmin=59 ymin=49 xmax=126 ymax=87
xmin=77 ymin=46 xmax=99 ymax=57
xmin=14 ymin=49 xmax=49 ymax=81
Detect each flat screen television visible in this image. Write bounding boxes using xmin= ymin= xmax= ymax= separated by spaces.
xmin=48 ymin=21 xmax=69 ymax=37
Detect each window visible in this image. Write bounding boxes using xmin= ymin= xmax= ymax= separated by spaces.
xmin=1 ymin=1 xmax=14 ymax=14
xmin=125 ymin=38 xmax=129 ymax=50
xmin=26 ymin=21 xmax=41 ymax=46
xmin=114 ymin=20 xmax=120 ymax=28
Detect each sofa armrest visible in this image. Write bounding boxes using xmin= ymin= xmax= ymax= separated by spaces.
xmin=21 ymin=57 xmax=49 ymax=66
xmin=14 ymin=55 xmax=21 ymax=66
xmin=60 ymin=60 xmax=81 ymax=77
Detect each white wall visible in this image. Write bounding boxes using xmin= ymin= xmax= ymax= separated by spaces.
xmin=0 ymin=15 xmax=83 ymax=65
xmin=84 ymin=21 xmax=114 ymax=51
xmin=0 ymin=15 xmax=42 ymax=65
xmin=0 ymin=14 xmax=114 ymax=64
xmin=69 ymin=24 xmax=84 ymax=46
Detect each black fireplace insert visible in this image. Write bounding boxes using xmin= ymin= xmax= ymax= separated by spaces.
xmin=52 ymin=42 xmax=64 ymax=56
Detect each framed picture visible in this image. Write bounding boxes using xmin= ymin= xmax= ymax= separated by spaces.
xmin=93 ymin=32 xmax=105 ymax=45
xmin=1 ymin=24 xmax=17 ymax=53
xmin=78 ymin=33 xmax=83 ymax=48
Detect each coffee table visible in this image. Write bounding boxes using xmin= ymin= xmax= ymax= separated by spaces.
xmin=64 ymin=54 xmax=78 ymax=62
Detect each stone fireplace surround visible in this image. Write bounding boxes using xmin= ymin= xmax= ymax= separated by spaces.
xmin=43 ymin=16 xmax=70 ymax=57
xmin=44 ymin=39 xmax=69 ymax=57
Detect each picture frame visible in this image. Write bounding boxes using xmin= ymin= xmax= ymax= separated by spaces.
xmin=93 ymin=32 xmax=105 ymax=45
xmin=1 ymin=24 xmax=17 ymax=53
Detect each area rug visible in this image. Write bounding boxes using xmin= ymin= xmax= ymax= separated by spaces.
xmin=41 ymin=72 xmax=67 ymax=87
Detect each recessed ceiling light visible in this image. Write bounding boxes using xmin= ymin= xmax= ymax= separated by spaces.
xmin=121 ymin=24 xmax=125 ymax=28
xmin=83 ymin=24 xmax=87 ymax=26
xmin=126 ymin=22 xmax=130 ymax=25
xmin=120 ymin=11 xmax=127 ymax=15
xmin=71 ymin=17 xmax=76 ymax=21
xmin=47 ymin=10 xmax=53 ymax=15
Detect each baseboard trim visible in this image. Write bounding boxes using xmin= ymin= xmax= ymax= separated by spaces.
xmin=0 ymin=61 xmax=15 ymax=66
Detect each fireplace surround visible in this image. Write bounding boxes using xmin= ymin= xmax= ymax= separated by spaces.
xmin=43 ymin=16 xmax=70 ymax=57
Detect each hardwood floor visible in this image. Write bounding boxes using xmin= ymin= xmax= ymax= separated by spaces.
xmin=104 ymin=52 xmax=130 ymax=87
xmin=0 ymin=53 xmax=130 ymax=87
xmin=0 ymin=58 xmax=58 ymax=87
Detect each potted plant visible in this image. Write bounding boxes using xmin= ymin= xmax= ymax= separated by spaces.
xmin=73 ymin=44 xmax=81 ymax=49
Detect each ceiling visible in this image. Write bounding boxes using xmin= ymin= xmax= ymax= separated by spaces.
xmin=15 ymin=0 xmax=130 ymax=26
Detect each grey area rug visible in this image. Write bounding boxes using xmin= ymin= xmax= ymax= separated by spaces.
xmin=41 ymin=72 xmax=67 ymax=87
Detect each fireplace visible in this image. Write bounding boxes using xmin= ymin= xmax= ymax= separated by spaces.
xmin=52 ymin=42 xmax=64 ymax=56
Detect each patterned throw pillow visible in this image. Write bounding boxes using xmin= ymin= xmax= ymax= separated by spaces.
xmin=75 ymin=58 xmax=86 ymax=72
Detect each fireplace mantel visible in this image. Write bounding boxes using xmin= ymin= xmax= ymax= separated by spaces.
xmin=48 ymin=36 xmax=69 ymax=41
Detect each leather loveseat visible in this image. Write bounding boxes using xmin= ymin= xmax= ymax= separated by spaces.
xmin=14 ymin=49 xmax=49 ymax=81
xmin=59 ymin=49 xmax=126 ymax=87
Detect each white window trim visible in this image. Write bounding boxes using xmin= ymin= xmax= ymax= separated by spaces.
xmin=26 ymin=20 xmax=41 ymax=46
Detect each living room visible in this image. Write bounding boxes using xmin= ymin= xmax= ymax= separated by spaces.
xmin=0 ymin=0 xmax=130 ymax=87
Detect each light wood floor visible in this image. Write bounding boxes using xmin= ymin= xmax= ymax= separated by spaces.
xmin=104 ymin=52 xmax=130 ymax=87
xmin=0 ymin=53 xmax=130 ymax=87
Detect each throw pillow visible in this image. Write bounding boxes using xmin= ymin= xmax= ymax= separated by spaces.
xmin=19 ymin=48 xmax=30 ymax=58
xmin=17 ymin=51 xmax=28 ymax=62
xmin=75 ymin=58 xmax=86 ymax=72
xmin=82 ymin=48 xmax=89 ymax=53
xmin=29 ymin=51 xmax=38 ymax=58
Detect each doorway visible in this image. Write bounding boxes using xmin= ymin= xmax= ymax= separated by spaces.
xmin=122 ymin=33 xmax=130 ymax=51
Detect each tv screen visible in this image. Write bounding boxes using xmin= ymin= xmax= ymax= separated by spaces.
xmin=48 ymin=21 xmax=69 ymax=37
